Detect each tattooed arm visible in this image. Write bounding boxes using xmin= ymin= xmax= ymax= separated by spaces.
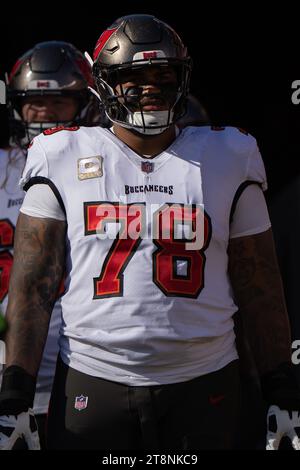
xmin=4 ymin=213 xmax=66 ymax=377
xmin=228 ymin=228 xmax=291 ymax=376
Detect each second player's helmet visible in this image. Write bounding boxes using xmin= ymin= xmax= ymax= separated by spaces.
xmin=92 ymin=14 xmax=192 ymax=135
xmin=7 ymin=41 xmax=97 ymax=148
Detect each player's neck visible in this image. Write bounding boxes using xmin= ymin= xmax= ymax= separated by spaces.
xmin=112 ymin=124 xmax=177 ymax=157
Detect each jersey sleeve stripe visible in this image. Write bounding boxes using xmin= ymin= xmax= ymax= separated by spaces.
xmin=23 ymin=176 xmax=66 ymax=217
xmin=229 ymin=180 xmax=262 ymax=225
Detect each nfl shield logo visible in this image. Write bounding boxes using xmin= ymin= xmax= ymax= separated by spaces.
xmin=141 ymin=161 xmax=154 ymax=173
xmin=74 ymin=395 xmax=88 ymax=411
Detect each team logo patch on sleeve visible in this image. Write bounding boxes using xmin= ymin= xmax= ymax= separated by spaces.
xmin=78 ymin=156 xmax=103 ymax=180
xmin=74 ymin=395 xmax=89 ymax=411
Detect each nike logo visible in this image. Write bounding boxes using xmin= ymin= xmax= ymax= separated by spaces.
xmin=209 ymin=394 xmax=225 ymax=405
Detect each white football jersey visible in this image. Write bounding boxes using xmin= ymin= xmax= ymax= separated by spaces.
xmin=20 ymin=125 xmax=267 ymax=386
xmin=0 ymin=147 xmax=61 ymax=414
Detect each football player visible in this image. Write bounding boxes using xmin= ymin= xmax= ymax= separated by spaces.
xmin=0 ymin=40 xmax=98 ymax=449
xmin=0 ymin=15 xmax=299 ymax=450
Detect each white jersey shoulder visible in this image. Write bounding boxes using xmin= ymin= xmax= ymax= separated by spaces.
xmin=21 ymin=125 xmax=265 ymax=189
xmin=183 ymin=125 xmax=257 ymax=156
xmin=180 ymin=125 xmax=267 ymax=190
xmin=20 ymin=126 xmax=104 ymax=188
xmin=210 ymin=126 xmax=257 ymax=153
xmin=35 ymin=125 xmax=100 ymax=151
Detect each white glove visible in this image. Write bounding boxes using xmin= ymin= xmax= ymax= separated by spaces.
xmin=266 ymin=405 xmax=300 ymax=450
xmin=0 ymin=409 xmax=40 ymax=450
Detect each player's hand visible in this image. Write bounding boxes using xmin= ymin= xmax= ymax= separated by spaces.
xmin=0 ymin=365 xmax=38 ymax=450
xmin=266 ymin=405 xmax=300 ymax=450
xmin=0 ymin=408 xmax=40 ymax=450
xmin=261 ymin=363 xmax=300 ymax=451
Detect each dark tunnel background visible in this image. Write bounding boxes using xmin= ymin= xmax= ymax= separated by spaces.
xmin=0 ymin=6 xmax=298 ymax=199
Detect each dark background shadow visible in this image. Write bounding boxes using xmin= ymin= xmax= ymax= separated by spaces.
xmin=0 ymin=6 xmax=297 ymax=198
